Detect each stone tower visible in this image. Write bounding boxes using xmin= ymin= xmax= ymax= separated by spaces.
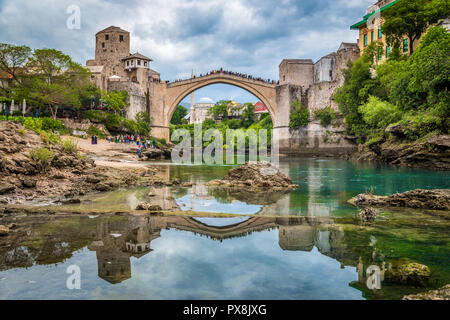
xmin=94 ymin=26 xmax=130 ymax=78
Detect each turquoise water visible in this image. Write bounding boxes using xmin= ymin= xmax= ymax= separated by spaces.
xmin=165 ymin=157 xmax=450 ymax=216
xmin=0 ymin=157 xmax=449 ymax=300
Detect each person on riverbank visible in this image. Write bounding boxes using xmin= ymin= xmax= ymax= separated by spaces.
xmin=137 ymin=144 xmax=142 ymax=158
xmin=152 ymin=139 xmax=156 ymax=149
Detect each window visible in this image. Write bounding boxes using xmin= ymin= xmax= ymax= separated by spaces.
xmin=144 ymin=61 xmax=147 ymax=67
xmin=102 ymin=42 xmax=105 ymax=48
xmin=364 ymin=34 xmax=368 ymax=47
xmin=371 ymin=31 xmax=374 ymax=42
xmin=127 ymin=61 xmax=129 ymax=66
xmin=378 ymin=27 xmax=382 ymax=39
xmin=105 ymin=35 xmax=109 ymax=40
xmin=403 ymin=39 xmax=409 ymax=52
xmin=378 ymin=47 xmax=383 ymax=60
xmin=138 ymin=60 xmax=141 ymax=66
xmin=386 ymin=46 xmax=391 ymax=58
xmin=120 ymin=35 xmax=124 ymax=42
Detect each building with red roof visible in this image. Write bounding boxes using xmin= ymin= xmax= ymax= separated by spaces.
xmin=254 ymin=101 xmax=268 ymax=114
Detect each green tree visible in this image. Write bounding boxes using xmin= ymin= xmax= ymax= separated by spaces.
xmin=382 ymin=0 xmax=450 ymax=54
xmin=171 ymin=105 xmax=188 ymax=124
xmin=102 ymin=90 xmax=128 ymax=115
xmin=0 ymin=43 xmax=32 ymax=84
xmin=289 ymin=101 xmax=309 ymax=129
xmin=208 ymin=100 xmax=230 ymax=119
xmin=26 ymin=49 xmax=93 ymax=119
xmin=240 ymin=103 xmax=256 ymax=128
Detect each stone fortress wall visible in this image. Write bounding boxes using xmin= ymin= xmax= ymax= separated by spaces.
xmin=278 ymin=43 xmax=360 ymax=155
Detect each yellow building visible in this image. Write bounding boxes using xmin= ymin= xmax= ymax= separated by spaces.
xmin=350 ymin=0 xmax=419 ymax=64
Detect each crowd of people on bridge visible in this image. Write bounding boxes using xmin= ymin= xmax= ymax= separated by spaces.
xmin=168 ymin=68 xmax=279 ymax=85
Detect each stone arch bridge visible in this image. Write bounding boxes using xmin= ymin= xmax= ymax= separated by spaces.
xmin=148 ymin=72 xmax=294 ymax=150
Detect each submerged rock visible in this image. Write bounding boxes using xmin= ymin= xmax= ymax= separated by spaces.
xmin=350 ymin=189 xmax=450 ymax=211
xmin=207 ymin=161 xmax=298 ymax=191
xmin=403 ymin=284 xmax=450 ymax=300
xmin=358 ymin=207 xmax=377 ymax=222
xmin=386 ymin=262 xmax=431 ymax=286
xmin=135 ymin=203 xmax=163 ymax=211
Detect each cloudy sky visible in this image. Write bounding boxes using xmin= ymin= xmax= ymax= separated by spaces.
xmin=0 ymin=0 xmax=372 ymax=104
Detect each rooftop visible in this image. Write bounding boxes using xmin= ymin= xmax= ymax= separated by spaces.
xmin=350 ymin=0 xmax=398 ymax=30
xmin=122 ymin=52 xmax=153 ymax=61
xmin=96 ymin=26 xmax=129 ymax=35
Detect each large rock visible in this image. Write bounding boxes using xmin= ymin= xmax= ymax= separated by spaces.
xmin=0 ymin=183 xmax=15 ymax=195
xmin=207 ymin=161 xmax=298 ymax=190
xmin=403 ymin=284 xmax=450 ymax=300
xmin=350 ymin=189 xmax=450 ymax=211
xmin=386 ymin=262 xmax=431 ymax=286
xmin=135 ymin=203 xmax=162 ymax=211
xmin=352 ymin=134 xmax=450 ymax=170
xmin=0 ymin=225 xmax=10 ymax=236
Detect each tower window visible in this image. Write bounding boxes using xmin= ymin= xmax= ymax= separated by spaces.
xmin=138 ymin=60 xmax=141 ymax=66
xmin=371 ymin=31 xmax=374 ymax=42
xmin=105 ymin=35 xmax=109 ymax=40
xmin=120 ymin=35 xmax=124 ymax=42
xmin=378 ymin=27 xmax=382 ymax=39
xmin=364 ymin=34 xmax=368 ymax=47
xmin=144 ymin=61 xmax=147 ymax=67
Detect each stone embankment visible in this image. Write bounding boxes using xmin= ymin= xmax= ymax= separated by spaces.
xmin=207 ymin=161 xmax=298 ymax=191
xmin=349 ymin=189 xmax=450 ymax=211
xmin=0 ymin=121 xmax=158 ymax=205
xmin=351 ymin=133 xmax=450 ymax=170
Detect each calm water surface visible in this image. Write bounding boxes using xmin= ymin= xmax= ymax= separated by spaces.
xmin=0 ymin=157 xmax=449 ymax=299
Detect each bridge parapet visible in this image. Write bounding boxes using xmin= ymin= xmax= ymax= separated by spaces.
xmin=166 ymin=72 xmax=278 ymax=89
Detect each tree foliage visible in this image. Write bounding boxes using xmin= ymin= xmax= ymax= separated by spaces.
xmin=171 ymin=105 xmax=188 ymax=125
xmin=335 ymin=26 xmax=449 ymax=143
xmin=382 ymin=0 xmax=450 ymax=54
xmin=289 ymin=101 xmax=309 ymax=129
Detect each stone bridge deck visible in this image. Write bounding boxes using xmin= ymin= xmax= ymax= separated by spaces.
xmin=166 ymin=73 xmax=277 ymax=89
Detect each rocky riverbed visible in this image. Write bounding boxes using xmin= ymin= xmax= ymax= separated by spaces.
xmin=349 ymin=189 xmax=450 ymax=211
xmin=0 ymin=121 xmax=161 ymax=206
xmin=207 ymin=161 xmax=298 ymax=191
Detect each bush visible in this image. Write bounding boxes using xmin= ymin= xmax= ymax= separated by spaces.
xmin=40 ymin=131 xmax=49 ymax=144
xmin=30 ymin=148 xmax=54 ymax=172
xmin=60 ymin=139 xmax=78 ymax=154
xmin=358 ymin=96 xmax=402 ymax=129
xmin=87 ymin=125 xmax=107 ymax=139
xmin=314 ymin=107 xmax=337 ymax=127
xmin=41 ymin=117 xmax=63 ymax=131
xmin=289 ymin=101 xmax=309 ymax=129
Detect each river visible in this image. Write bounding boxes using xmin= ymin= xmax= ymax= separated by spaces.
xmin=0 ymin=157 xmax=449 ymax=299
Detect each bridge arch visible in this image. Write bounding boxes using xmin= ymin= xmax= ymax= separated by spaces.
xmin=164 ymin=74 xmax=278 ymax=127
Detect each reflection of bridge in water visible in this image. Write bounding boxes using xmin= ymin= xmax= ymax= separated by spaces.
xmin=88 ymin=215 xmax=350 ymax=284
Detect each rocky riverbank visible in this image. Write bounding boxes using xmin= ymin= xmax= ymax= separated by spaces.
xmin=0 ymin=121 xmax=160 ymax=205
xmin=207 ymin=161 xmax=298 ymax=191
xmin=403 ymin=284 xmax=450 ymax=300
xmin=349 ymin=189 xmax=450 ymax=211
xmin=351 ymin=133 xmax=450 ymax=170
